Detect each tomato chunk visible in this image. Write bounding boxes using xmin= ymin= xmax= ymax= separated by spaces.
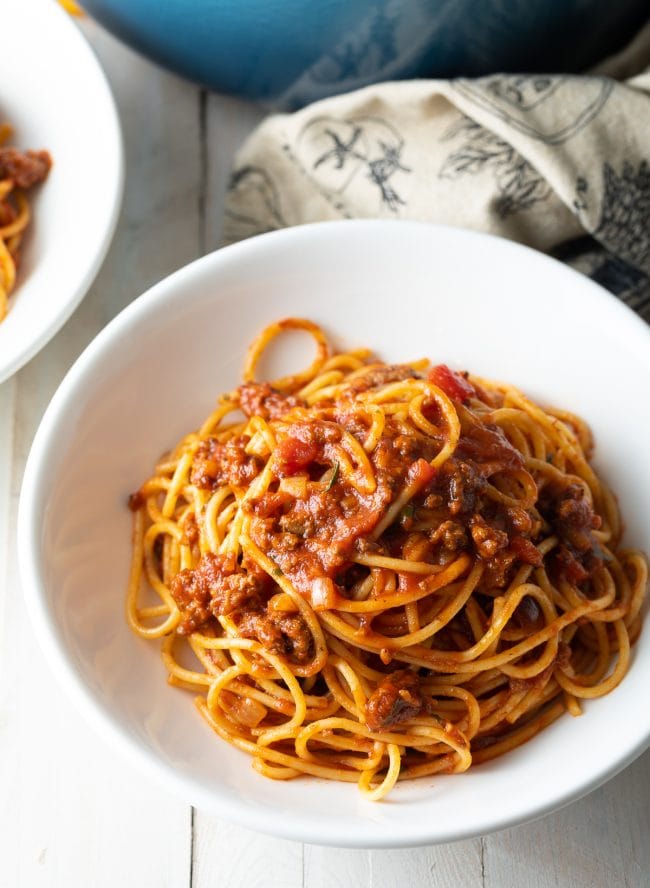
xmin=275 ymin=436 xmax=319 ymax=476
xmin=408 ymin=457 xmax=436 ymax=490
xmin=429 ymin=364 xmax=475 ymax=403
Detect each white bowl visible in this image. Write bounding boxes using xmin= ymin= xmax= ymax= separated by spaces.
xmin=0 ymin=0 xmax=123 ymax=383
xmin=18 ymin=222 xmax=650 ymax=847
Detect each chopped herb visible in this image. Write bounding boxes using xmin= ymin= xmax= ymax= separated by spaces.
xmin=546 ymin=454 xmax=554 ymax=463
xmin=271 ymin=565 xmax=284 ymax=577
xmin=325 ymin=461 xmax=339 ymax=491
xmin=400 ymin=503 xmax=415 ymax=526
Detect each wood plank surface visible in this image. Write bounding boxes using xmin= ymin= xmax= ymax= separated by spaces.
xmin=485 ymin=750 xmax=650 ymax=888
xmin=193 ymin=820 xmax=303 ymax=888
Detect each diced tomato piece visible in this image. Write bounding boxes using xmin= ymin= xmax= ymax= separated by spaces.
xmin=275 ymin=436 xmax=319 ymax=476
xmin=429 ymin=364 xmax=475 ymax=403
xmin=249 ymin=491 xmax=294 ymax=517
xmin=408 ymin=457 xmax=436 ymax=491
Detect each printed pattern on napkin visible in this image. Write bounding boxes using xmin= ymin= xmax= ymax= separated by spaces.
xmin=224 ymin=58 xmax=650 ymax=320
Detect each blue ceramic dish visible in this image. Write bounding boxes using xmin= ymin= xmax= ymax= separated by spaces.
xmin=82 ymin=0 xmax=648 ymax=107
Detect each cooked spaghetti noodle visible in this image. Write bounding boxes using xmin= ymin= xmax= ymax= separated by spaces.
xmin=0 ymin=123 xmax=51 ymax=322
xmin=127 ymin=318 xmax=647 ymax=799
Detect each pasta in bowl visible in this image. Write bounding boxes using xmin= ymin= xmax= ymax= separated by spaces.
xmin=127 ymin=317 xmax=646 ymax=801
xmin=0 ymin=124 xmax=52 ymax=323
xmin=18 ymin=221 xmax=650 ymax=846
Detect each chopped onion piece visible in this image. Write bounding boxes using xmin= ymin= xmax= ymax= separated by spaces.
xmin=311 ymin=577 xmax=336 ymax=611
xmin=245 ymin=431 xmax=270 ymax=457
xmin=220 ymin=689 xmax=267 ymax=728
xmin=268 ymin=592 xmax=299 ymax=613
xmin=278 ymin=474 xmax=308 ymax=498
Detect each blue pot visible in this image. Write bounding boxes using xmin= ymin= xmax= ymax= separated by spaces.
xmin=82 ymin=0 xmax=648 ymax=108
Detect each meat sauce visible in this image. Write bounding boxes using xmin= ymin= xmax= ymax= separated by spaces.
xmin=170 ymin=552 xmax=314 ymax=664
xmin=365 ymin=669 xmax=428 ymax=731
xmin=0 ymin=147 xmax=51 ymax=189
xmin=191 ymin=435 xmax=262 ymax=490
xmin=238 ymin=382 xmax=304 ymax=421
xmin=167 ymin=370 xmax=604 ymax=729
xmin=247 ymin=416 xmax=438 ymax=592
xmin=539 ymin=480 xmax=603 ymax=583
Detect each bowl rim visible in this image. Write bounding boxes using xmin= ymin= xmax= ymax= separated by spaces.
xmin=17 ymin=220 xmax=650 ymax=847
xmin=0 ymin=0 xmax=124 ymax=383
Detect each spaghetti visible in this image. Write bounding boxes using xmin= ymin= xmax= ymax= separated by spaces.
xmin=0 ymin=123 xmax=51 ymax=322
xmin=127 ymin=318 xmax=647 ymax=800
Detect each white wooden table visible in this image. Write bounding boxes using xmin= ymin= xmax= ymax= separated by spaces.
xmin=1 ymin=18 xmax=649 ymax=888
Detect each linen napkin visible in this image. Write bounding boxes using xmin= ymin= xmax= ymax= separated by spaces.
xmin=223 ymin=23 xmax=650 ymax=321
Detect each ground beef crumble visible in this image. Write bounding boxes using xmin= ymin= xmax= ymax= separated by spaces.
xmin=190 ymin=436 xmax=262 ymax=490
xmin=0 ymin=147 xmax=51 ymax=188
xmin=237 ymin=382 xmax=305 ymax=421
xmin=365 ymin=669 xmax=427 ymax=731
xmin=170 ymin=552 xmax=313 ymax=663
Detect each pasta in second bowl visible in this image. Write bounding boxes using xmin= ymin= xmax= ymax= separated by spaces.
xmin=0 ymin=0 xmax=122 ymax=382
